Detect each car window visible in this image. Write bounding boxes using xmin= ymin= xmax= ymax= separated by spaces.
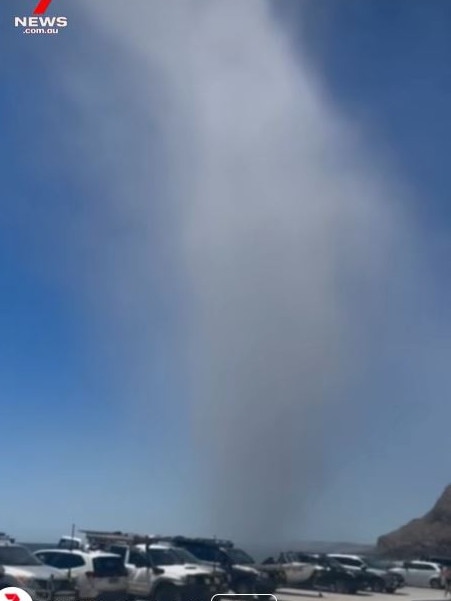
xmin=53 ymin=553 xmax=86 ymax=569
xmin=297 ymin=553 xmax=314 ymax=563
xmin=110 ymin=546 xmax=127 ymax=561
xmin=188 ymin=546 xmax=217 ymax=562
xmin=338 ymin=558 xmax=362 ymax=568
xmin=148 ymin=549 xmax=177 ymax=566
xmin=36 ymin=552 xmax=54 ymax=565
xmin=171 ymin=548 xmax=199 ymax=564
xmin=414 ymin=563 xmax=436 ymax=570
xmin=128 ymin=550 xmax=146 ymax=566
xmin=0 ymin=546 xmax=42 ymax=566
xmin=93 ymin=556 xmax=126 ymax=576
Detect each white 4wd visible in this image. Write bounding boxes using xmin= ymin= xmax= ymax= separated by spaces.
xmin=275 ymin=552 xmax=318 ymax=585
xmin=111 ymin=543 xmax=223 ymax=601
xmin=34 ymin=549 xmax=128 ymax=601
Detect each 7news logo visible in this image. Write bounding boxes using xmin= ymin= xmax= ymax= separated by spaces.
xmin=14 ymin=0 xmax=68 ymax=35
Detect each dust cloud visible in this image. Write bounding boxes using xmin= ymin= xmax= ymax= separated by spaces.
xmin=22 ymin=0 xmax=422 ymax=543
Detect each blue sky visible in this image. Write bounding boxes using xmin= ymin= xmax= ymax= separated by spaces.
xmin=2 ymin=0 xmax=451 ymax=546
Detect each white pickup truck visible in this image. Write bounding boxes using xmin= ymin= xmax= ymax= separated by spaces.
xmin=107 ymin=542 xmax=227 ymax=601
xmin=263 ymin=551 xmax=318 ymax=586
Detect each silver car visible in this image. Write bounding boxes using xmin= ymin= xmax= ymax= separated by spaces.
xmin=0 ymin=543 xmax=77 ymax=601
xmin=390 ymin=560 xmax=442 ymax=588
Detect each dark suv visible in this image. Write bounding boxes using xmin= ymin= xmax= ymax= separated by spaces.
xmin=294 ymin=553 xmax=361 ymax=594
xmin=160 ymin=537 xmax=280 ymax=595
xmin=329 ymin=554 xmax=402 ymax=593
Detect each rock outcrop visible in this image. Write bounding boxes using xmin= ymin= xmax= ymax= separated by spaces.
xmin=377 ymin=485 xmax=451 ymax=557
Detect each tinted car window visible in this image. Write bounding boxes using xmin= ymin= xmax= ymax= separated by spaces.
xmin=93 ymin=556 xmax=126 ymax=576
xmin=187 ymin=546 xmax=217 ymax=562
xmin=171 ymin=548 xmax=200 ymax=564
xmin=297 ymin=554 xmax=314 ymax=563
xmin=148 ymin=549 xmax=177 ymax=566
xmin=414 ymin=563 xmax=436 ymax=570
xmin=36 ymin=552 xmax=55 ymax=565
xmin=0 ymin=546 xmax=41 ymax=566
xmin=110 ymin=546 xmax=127 ymax=561
xmin=53 ymin=553 xmax=86 ymax=569
xmin=336 ymin=558 xmax=363 ymax=568
xmin=128 ymin=550 xmax=146 ymax=566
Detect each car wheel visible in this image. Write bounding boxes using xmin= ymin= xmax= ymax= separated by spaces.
xmin=385 ymin=587 xmax=396 ymax=594
xmin=431 ymin=578 xmax=442 ymax=589
xmin=153 ymin=584 xmax=181 ymax=601
xmin=235 ymin=581 xmax=254 ymax=595
xmin=310 ymin=573 xmax=321 ymax=590
xmin=335 ymin=580 xmax=351 ymax=594
xmin=371 ymin=579 xmax=385 ymax=593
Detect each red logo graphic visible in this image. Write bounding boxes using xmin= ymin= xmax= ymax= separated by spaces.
xmin=33 ymin=0 xmax=54 ymax=14
xmin=1 ymin=587 xmax=32 ymax=601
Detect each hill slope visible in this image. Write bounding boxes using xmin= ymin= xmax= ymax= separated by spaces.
xmin=377 ymin=485 xmax=451 ymax=557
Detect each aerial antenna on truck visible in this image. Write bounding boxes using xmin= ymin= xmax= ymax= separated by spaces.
xmin=213 ymin=535 xmax=218 ymax=572
xmin=68 ymin=523 xmax=75 ymax=583
xmin=70 ymin=524 xmax=75 ymax=550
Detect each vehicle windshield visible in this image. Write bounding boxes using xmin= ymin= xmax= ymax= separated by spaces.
xmin=148 ymin=548 xmax=178 ymax=566
xmin=171 ymin=548 xmax=200 ymax=564
xmin=284 ymin=552 xmax=299 ymax=563
xmin=58 ymin=539 xmax=82 ymax=550
xmin=315 ymin=556 xmax=345 ymax=570
xmin=227 ymin=548 xmax=255 ymax=565
xmin=0 ymin=545 xmax=42 ymax=566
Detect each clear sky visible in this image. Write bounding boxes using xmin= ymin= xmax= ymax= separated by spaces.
xmin=2 ymin=0 xmax=451 ymax=545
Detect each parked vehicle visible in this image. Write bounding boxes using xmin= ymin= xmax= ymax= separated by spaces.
xmin=34 ymin=548 xmax=128 ymax=601
xmin=57 ymin=537 xmax=87 ymax=551
xmin=0 ymin=542 xmax=76 ymax=601
xmin=79 ymin=530 xmax=225 ymax=601
xmin=150 ymin=542 xmax=230 ymax=588
xmin=362 ymin=557 xmax=405 ymax=589
xmin=284 ymin=553 xmax=360 ymax=594
xmin=328 ymin=553 xmax=401 ymax=593
xmin=262 ymin=552 xmax=318 ymax=587
xmin=161 ymin=536 xmax=280 ymax=594
xmin=389 ymin=560 xmax=443 ymax=588
xmin=422 ymin=556 xmax=451 ymax=569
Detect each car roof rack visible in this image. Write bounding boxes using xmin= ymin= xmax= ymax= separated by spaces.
xmin=79 ymin=530 xmax=160 ymax=547
xmin=80 ymin=530 xmax=234 ymax=548
xmin=79 ymin=531 xmax=234 ymax=549
xmin=158 ymin=536 xmax=234 ymax=548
